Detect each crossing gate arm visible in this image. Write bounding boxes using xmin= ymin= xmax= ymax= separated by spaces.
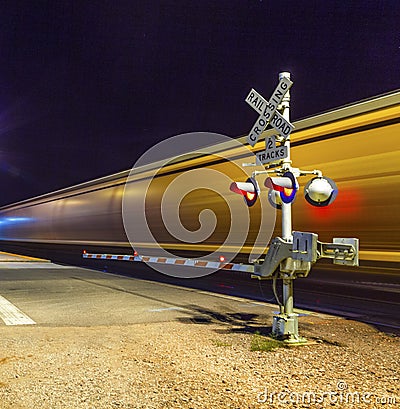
xmin=81 ymin=235 xmax=358 ymax=278
xmin=82 ymin=251 xmax=255 ymax=274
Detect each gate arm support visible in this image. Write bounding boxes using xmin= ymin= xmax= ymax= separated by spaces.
xmin=252 ymin=237 xmax=292 ymax=279
xmin=317 ymin=238 xmax=359 ymax=266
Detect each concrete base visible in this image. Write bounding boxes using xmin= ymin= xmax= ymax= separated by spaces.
xmin=272 ymin=313 xmax=307 ymax=344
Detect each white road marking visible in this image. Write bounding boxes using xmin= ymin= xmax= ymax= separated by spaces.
xmin=148 ymin=307 xmax=185 ymax=312
xmin=0 ymin=262 xmax=71 ymax=269
xmin=0 ymin=295 xmax=36 ymax=325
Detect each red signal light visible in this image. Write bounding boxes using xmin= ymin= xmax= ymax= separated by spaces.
xmin=230 ymin=177 xmax=259 ymax=207
xmin=245 ymin=191 xmax=256 ymax=201
xmin=283 ymin=188 xmax=293 ymax=197
xmin=265 ymin=171 xmax=298 ymax=205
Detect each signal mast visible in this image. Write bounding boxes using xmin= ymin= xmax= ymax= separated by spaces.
xmin=231 ymin=72 xmax=359 ymax=343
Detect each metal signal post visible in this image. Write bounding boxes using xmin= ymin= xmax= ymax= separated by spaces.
xmin=273 ymin=72 xmax=299 ymax=342
xmin=279 ymin=72 xmax=293 ymax=242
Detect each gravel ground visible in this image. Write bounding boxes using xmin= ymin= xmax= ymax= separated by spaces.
xmin=0 ymin=315 xmax=398 ymax=409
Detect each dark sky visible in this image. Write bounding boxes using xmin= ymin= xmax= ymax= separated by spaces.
xmin=0 ymin=1 xmax=399 ymax=206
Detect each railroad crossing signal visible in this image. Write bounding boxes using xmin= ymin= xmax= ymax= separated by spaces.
xmin=235 ymin=72 xmax=359 ymax=343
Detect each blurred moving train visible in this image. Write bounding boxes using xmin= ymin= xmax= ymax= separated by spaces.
xmin=0 ymin=90 xmax=399 ymax=269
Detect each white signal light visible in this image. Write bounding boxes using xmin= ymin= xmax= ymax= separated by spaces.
xmin=304 ymin=177 xmax=338 ymax=207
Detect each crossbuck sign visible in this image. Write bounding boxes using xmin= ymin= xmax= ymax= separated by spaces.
xmin=245 ymin=78 xmax=294 ymax=146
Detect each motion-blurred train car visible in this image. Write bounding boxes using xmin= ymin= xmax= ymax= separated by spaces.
xmin=0 ymin=90 xmax=399 ymax=267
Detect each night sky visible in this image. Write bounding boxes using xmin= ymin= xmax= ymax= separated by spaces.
xmin=1 ymin=1 xmax=399 ymax=206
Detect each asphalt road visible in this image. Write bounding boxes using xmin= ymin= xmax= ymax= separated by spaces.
xmin=76 ymin=257 xmax=400 ymax=335
xmin=0 ymin=250 xmax=398 ymax=335
xmin=0 ymin=259 xmax=281 ymax=329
